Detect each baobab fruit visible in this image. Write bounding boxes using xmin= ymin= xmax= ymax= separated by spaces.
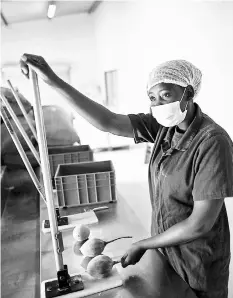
xmin=80 ymin=256 xmax=94 ymax=270
xmin=73 ymin=224 xmax=90 ymax=241
xmin=73 ymin=239 xmax=88 ymax=256
xmin=87 ymin=255 xmax=120 ymax=279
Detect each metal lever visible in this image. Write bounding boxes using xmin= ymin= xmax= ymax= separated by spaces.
xmin=0 ymin=104 xmax=46 ymax=204
xmin=7 ymin=79 xmax=38 ymax=142
xmin=30 ymin=69 xmax=64 ymax=272
xmin=0 ymin=92 xmax=40 ymax=165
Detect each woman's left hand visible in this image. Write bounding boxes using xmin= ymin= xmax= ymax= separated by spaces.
xmin=121 ymin=242 xmax=146 ymax=268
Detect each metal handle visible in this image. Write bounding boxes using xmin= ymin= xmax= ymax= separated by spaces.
xmin=0 ymin=104 xmax=46 ymax=204
xmin=84 ymin=206 xmax=109 ymax=212
xmin=0 ymin=92 xmax=40 ymax=165
xmin=30 ymin=69 xmax=64 ymax=272
xmin=7 ymin=79 xmax=38 ymax=142
xmin=92 ymin=206 xmax=109 ymax=212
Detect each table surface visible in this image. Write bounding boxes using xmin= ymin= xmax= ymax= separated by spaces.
xmin=40 ymin=190 xmax=197 ymax=298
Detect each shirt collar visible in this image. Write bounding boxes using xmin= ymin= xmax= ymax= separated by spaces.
xmin=163 ymin=103 xmax=203 ymax=151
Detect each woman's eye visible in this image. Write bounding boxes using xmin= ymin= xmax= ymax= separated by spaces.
xmin=150 ymin=96 xmax=156 ymax=101
xmin=161 ymin=92 xmax=171 ymax=99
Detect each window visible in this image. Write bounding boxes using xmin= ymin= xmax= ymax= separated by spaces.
xmin=104 ymin=70 xmax=118 ymax=107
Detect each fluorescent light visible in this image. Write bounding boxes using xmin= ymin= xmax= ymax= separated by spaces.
xmin=47 ymin=1 xmax=56 ymax=19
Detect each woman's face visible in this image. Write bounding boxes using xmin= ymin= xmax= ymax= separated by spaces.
xmin=148 ymin=83 xmax=186 ymax=108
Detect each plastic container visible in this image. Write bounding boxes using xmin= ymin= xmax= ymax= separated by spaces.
xmin=55 ymin=160 xmax=116 ymax=208
xmin=48 ymin=145 xmax=93 ymax=178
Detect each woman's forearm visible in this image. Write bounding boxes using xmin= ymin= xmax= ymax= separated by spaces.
xmin=50 ymin=75 xmax=113 ymax=132
xmin=138 ymin=219 xmax=206 ymax=250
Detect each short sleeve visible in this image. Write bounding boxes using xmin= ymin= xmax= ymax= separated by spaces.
xmin=192 ymin=134 xmax=233 ymax=201
xmin=128 ymin=113 xmax=161 ymax=144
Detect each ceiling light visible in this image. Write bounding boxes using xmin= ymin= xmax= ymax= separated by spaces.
xmin=47 ymin=1 xmax=56 ymax=20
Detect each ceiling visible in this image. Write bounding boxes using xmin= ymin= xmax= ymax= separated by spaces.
xmin=1 ymin=1 xmax=102 ymax=26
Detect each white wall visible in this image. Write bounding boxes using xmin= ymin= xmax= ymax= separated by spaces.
xmin=1 ymin=13 xmax=98 ymax=93
xmin=1 ymin=13 xmax=111 ymax=147
xmin=93 ymin=0 xmax=233 ymax=138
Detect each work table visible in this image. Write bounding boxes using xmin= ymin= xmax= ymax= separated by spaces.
xmin=40 ymin=190 xmax=197 ymax=298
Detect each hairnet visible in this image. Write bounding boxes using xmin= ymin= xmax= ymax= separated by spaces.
xmin=147 ymin=60 xmax=202 ymax=98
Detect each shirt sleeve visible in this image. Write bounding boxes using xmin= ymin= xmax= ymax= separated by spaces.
xmin=192 ymin=133 xmax=233 ymax=201
xmin=128 ymin=113 xmax=161 ymax=144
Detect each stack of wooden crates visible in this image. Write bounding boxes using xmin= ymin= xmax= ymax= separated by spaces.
xmin=48 ymin=145 xmax=116 ymax=208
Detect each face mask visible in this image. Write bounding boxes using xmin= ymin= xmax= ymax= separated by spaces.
xmin=151 ymin=88 xmax=188 ymax=127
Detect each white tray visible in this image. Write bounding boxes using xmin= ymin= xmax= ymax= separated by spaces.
xmin=41 ymin=267 xmax=123 ymax=298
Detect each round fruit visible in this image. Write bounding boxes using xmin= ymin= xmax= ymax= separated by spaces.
xmin=80 ymin=238 xmax=105 ymax=257
xmin=80 ymin=256 xmax=94 ymax=269
xmin=73 ymin=239 xmax=88 ymax=256
xmin=87 ymin=255 xmax=114 ymax=279
xmin=73 ymin=224 xmax=90 ymax=241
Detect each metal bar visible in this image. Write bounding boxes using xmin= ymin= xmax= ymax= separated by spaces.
xmin=88 ymin=1 xmax=102 ymax=14
xmin=1 ymin=12 xmax=8 ymax=27
xmin=30 ymin=69 xmax=64 ymax=272
xmin=7 ymin=79 xmax=38 ymax=141
xmin=0 ymin=93 xmax=41 ymax=165
xmin=85 ymin=174 xmax=89 ymax=203
xmin=76 ymin=176 xmax=81 ymax=205
xmin=0 ymin=105 xmax=47 ymax=205
xmin=61 ymin=177 xmax=66 ymax=207
xmin=94 ymin=173 xmax=98 ymax=202
xmin=108 ymin=172 xmax=113 ymax=201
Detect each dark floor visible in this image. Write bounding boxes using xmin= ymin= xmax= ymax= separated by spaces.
xmin=1 ymin=169 xmax=40 ymax=298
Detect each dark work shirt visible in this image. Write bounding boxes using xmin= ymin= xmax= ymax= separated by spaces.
xmin=128 ymin=103 xmax=233 ymax=298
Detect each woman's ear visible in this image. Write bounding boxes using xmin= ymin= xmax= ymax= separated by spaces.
xmin=186 ymin=85 xmax=194 ymax=100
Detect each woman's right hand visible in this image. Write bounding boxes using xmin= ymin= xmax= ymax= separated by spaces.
xmin=20 ymin=53 xmax=57 ymax=85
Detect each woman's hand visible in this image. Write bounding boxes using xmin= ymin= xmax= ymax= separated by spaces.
xmin=19 ymin=53 xmax=57 ymax=85
xmin=121 ymin=242 xmax=146 ymax=268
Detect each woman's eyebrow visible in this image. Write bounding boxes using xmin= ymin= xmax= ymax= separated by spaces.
xmin=148 ymin=92 xmax=156 ymax=96
xmin=159 ymin=88 xmax=170 ymax=92
xmin=149 ymin=88 xmax=171 ymax=96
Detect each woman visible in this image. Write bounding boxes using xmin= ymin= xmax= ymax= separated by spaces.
xmin=20 ymin=55 xmax=233 ymax=298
